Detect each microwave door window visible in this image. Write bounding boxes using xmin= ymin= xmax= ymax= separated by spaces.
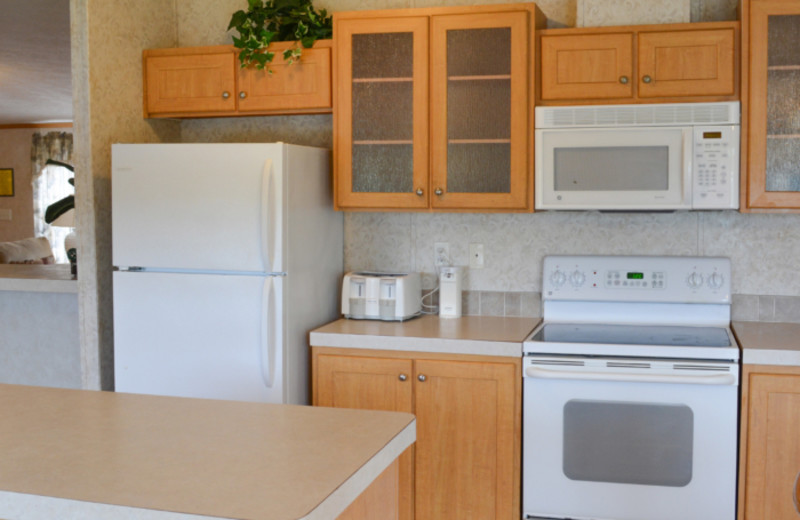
xmin=553 ymin=146 xmax=670 ymax=191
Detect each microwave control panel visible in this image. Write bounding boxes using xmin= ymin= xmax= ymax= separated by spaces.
xmin=692 ymin=125 xmax=739 ymax=209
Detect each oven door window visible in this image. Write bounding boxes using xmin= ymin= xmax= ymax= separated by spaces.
xmin=563 ymin=399 xmax=694 ymax=487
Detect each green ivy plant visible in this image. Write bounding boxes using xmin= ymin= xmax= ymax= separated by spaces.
xmin=227 ymin=0 xmax=332 ymax=71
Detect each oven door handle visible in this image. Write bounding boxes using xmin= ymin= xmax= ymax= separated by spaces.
xmin=525 ymin=366 xmax=737 ymax=386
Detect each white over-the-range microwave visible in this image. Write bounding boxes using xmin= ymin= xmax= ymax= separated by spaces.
xmin=535 ymin=101 xmax=740 ymax=211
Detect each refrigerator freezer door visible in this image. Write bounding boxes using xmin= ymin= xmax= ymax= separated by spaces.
xmin=112 ymin=143 xmax=283 ymax=273
xmin=113 ymin=271 xmax=284 ymax=403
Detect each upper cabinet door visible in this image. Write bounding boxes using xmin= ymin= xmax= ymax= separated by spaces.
xmin=430 ymin=11 xmax=531 ymax=210
xmin=237 ymin=40 xmax=332 ymax=114
xmin=144 ymin=50 xmax=237 ymax=116
xmin=638 ymin=28 xmax=737 ymax=99
xmin=539 ymin=33 xmax=634 ymax=101
xmin=334 ymin=17 xmax=430 ymax=210
xmin=745 ymin=1 xmax=800 ymax=210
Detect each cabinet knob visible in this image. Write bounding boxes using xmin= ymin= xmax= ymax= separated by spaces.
xmin=239 ymin=91 xmax=247 ymax=99
xmin=222 ymin=91 xmax=231 ymax=100
xmin=416 ymin=188 xmax=424 ymax=196
xmin=642 ymin=75 xmax=652 ymax=84
xmin=619 ymin=76 xmax=629 ymax=84
xmin=434 ymin=188 xmax=443 ymax=196
xmin=418 ymin=374 xmax=427 ymax=382
xmin=398 ymin=374 xmax=408 ymax=382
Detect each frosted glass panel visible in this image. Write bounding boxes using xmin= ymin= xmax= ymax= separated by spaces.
xmin=353 ymin=82 xmax=413 ymax=141
xmin=765 ymin=15 xmax=800 ymax=192
xmin=352 ymin=144 xmax=413 ymax=193
xmin=554 ymin=147 xmax=670 ymax=191
xmin=447 ymin=28 xmax=511 ymax=76
xmin=447 ymin=80 xmax=511 ymax=140
xmin=563 ymin=400 xmax=694 ymax=487
xmin=352 ymin=33 xmax=413 ymax=78
xmin=447 ymin=144 xmax=511 ymax=193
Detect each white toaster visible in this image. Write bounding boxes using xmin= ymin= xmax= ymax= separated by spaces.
xmin=342 ymin=271 xmax=422 ymax=321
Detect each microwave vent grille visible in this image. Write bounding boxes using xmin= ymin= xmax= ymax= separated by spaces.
xmin=537 ymin=102 xmax=739 ymax=128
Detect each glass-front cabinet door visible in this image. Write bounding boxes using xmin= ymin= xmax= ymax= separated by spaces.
xmin=746 ymin=2 xmax=800 ymax=209
xmin=334 ymin=17 xmax=429 ymax=210
xmin=430 ymin=12 xmax=530 ymax=210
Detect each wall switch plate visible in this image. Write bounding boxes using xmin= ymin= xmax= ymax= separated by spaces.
xmin=0 ymin=209 xmax=11 ymax=221
xmin=434 ymin=242 xmax=450 ymax=267
xmin=469 ymin=243 xmax=484 ymax=269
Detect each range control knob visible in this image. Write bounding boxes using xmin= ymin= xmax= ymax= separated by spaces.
xmin=687 ymin=272 xmax=705 ymax=289
xmin=708 ymin=272 xmax=725 ymax=289
xmin=570 ymin=270 xmax=586 ymax=287
xmin=550 ymin=269 xmax=567 ymax=288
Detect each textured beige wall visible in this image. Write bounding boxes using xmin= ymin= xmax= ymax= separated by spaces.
xmin=0 ymin=129 xmax=37 ymax=242
xmin=71 ymin=0 xmax=180 ymax=390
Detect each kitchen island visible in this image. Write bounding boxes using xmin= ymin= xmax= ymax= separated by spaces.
xmin=0 ymin=384 xmax=415 ymax=520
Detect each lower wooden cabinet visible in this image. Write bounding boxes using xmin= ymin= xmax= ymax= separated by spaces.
xmin=739 ymin=364 xmax=800 ymax=519
xmin=313 ymin=348 xmax=521 ymax=520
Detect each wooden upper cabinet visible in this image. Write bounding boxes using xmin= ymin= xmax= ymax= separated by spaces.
xmin=540 ymin=33 xmax=633 ymax=101
xmin=739 ymin=365 xmax=800 ymax=520
xmin=142 ymin=42 xmax=332 ymax=119
xmin=333 ymin=4 xmax=543 ymax=212
xmin=741 ymin=0 xmax=800 ymax=212
xmin=537 ymin=21 xmax=739 ymax=105
xmin=144 ymin=49 xmax=237 ymax=116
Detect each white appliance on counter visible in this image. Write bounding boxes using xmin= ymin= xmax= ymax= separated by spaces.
xmin=112 ymin=143 xmax=343 ymax=405
xmin=535 ymin=102 xmax=740 ymax=211
xmin=522 ymin=255 xmax=739 ymax=520
xmin=341 ymin=271 xmax=421 ymax=321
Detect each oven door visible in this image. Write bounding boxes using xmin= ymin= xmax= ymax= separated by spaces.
xmin=522 ymin=356 xmax=738 ymax=520
xmin=534 ymin=126 xmax=692 ymax=211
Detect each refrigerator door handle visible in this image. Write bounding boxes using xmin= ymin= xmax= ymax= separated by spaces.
xmin=260 ymin=158 xmax=282 ymax=273
xmin=260 ymin=276 xmax=276 ymax=388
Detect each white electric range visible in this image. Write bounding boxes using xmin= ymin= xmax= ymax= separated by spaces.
xmin=522 ymin=255 xmax=739 ymax=520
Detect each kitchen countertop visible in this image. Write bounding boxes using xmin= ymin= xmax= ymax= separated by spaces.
xmin=0 ymin=264 xmax=77 ymax=293
xmin=0 ymin=384 xmax=415 ymax=520
xmin=310 ymin=315 xmax=540 ymax=357
xmin=732 ymin=321 xmax=800 ymax=366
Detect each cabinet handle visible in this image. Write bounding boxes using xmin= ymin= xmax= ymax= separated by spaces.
xmin=619 ymin=76 xmax=629 ymax=84
xmin=239 ymin=91 xmax=247 ymax=99
xmin=794 ymin=470 xmax=800 ymax=515
xmin=222 ymin=91 xmax=231 ymax=100
xmin=434 ymin=188 xmax=443 ymax=196
xmin=642 ymin=75 xmax=652 ymax=84
xmin=418 ymin=374 xmax=427 ymax=382
xmin=398 ymin=374 xmax=408 ymax=382
xmin=415 ymin=188 xmax=424 ymax=196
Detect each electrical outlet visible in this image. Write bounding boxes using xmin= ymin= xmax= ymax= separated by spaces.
xmin=469 ymin=243 xmax=484 ymax=269
xmin=434 ymin=242 xmax=450 ymax=267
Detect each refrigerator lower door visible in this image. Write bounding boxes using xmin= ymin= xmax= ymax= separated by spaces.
xmin=113 ymin=271 xmax=284 ymax=403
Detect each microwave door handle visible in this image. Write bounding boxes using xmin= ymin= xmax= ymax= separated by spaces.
xmin=683 ymin=128 xmax=693 ymax=205
xmin=525 ymin=366 xmax=736 ymax=386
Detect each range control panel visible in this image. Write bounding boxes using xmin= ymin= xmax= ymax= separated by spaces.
xmin=543 ymin=255 xmax=731 ymax=304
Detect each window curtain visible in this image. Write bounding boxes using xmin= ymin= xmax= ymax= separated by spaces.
xmin=31 ymin=131 xmax=74 ymax=264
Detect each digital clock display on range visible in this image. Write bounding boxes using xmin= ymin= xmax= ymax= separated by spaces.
xmin=627 ymin=272 xmax=644 ymax=280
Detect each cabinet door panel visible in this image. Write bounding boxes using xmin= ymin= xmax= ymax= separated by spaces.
xmin=638 ymin=29 xmax=736 ymax=98
xmin=540 ymin=33 xmax=633 ymax=101
xmin=743 ymin=370 xmax=800 ymax=519
xmin=430 ymin=12 xmax=530 ymax=210
xmin=237 ymin=42 xmax=331 ymax=113
xmin=414 ymin=359 xmax=517 ymax=520
xmin=746 ymin=4 xmax=800 ymax=209
xmin=315 ymin=354 xmax=414 ymax=520
xmin=335 ymin=18 xmax=429 ymax=210
xmin=144 ymin=52 xmax=236 ymax=116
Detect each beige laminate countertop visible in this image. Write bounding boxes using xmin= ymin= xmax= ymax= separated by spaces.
xmin=0 ymin=384 xmax=415 ymax=520
xmin=732 ymin=321 xmax=800 ymax=366
xmin=0 ymin=264 xmax=77 ymax=293
xmin=310 ymin=315 xmax=540 ymax=357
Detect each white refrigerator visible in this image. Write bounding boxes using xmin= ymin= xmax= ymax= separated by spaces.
xmin=111 ymin=143 xmax=343 ymax=405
